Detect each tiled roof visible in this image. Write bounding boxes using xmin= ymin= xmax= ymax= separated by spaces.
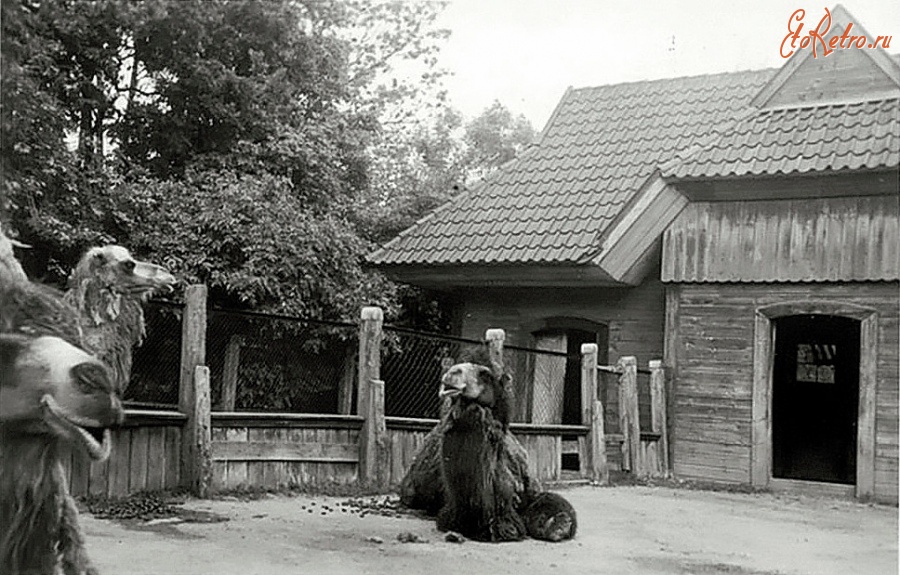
xmin=662 ymin=98 xmax=900 ymax=180
xmin=368 ymin=68 xmax=774 ymax=267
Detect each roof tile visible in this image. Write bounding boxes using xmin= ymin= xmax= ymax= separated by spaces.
xmin=664 ymin=99 xmax=900 ymax=180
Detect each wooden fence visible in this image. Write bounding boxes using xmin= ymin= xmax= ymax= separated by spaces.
xmin=65 ymin=294 xmax=669 ymax=497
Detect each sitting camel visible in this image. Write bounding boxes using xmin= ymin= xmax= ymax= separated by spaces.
xmin=434 ymin=347 xmax=577 ymax=542
xmin=0 ymin=333 xmax=124 ymax=575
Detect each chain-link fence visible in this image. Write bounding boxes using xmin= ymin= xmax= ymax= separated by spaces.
xmin=208 ymin=309 xmax=357 ymax=414
xmin=128 ymin=301 xmax=183 ymax=408
xmin=381 ymin=326 xmax=483 ymax=419
xmin=503 ymin=344 xmax=569 ymax=424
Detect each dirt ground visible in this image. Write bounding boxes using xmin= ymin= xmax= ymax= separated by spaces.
xmin=81 ymin=485 xmax=897 ymax=575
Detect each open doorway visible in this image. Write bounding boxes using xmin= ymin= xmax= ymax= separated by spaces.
xmin=772 ymin=314 xmax=860 ymax=484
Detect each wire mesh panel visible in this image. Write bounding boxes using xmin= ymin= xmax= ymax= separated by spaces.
xmin=208 ymin=309 xmax=357 ymax=414
xmin=381 ymin=327 xmax=483 ymax=419
xmin=502 ymin=345 xmax=570 ymax=424
xmin=129 ymin=301 xmax=183 ymax=408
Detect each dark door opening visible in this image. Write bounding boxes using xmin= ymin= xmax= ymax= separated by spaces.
xmin=562 ymin=328 xmax=608 ymax=471
xmin=772 ymin=314 xmax=860 ymax=484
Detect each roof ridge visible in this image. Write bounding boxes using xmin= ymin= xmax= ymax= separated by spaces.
xmin=568 ymin=65 xmax=777 ymax=93
xmin=757 ymin=95 xmax=900 ymax=113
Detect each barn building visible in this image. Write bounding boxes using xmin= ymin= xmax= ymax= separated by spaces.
xmin=368 ymin=7 xmax=899 ymax=503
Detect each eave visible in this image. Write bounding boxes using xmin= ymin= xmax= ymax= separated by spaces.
xmin=374 ymin=262 xmax=630 ymax=290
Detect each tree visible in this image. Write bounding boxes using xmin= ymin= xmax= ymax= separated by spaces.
xmin=464 ymin=100 xmax=536 ymax=181
xmin=357 ymin=101 xmax=536 ymax=246
xmin=0 ymin=0 xmax=396 ymax=322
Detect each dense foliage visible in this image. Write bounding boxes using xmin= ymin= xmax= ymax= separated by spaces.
xmin=1 ymin=0 xmax=534 ymax=327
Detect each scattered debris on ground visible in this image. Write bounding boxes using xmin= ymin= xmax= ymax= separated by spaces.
xmin=79 ymin=491 xmax=228 ymax=525
xmin=444 ymin=531 xmax=466 ymax=543
xmin=396 ymin=532 xmax=427 ymax=543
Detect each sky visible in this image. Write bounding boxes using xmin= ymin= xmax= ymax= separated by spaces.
xmin=433 ymin=0 xmax=900 ymax=130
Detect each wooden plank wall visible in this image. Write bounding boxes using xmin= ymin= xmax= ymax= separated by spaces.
xmin=662 ymin=196 xmax=899 ymax=283
xmin=62 ymin=411 xmax=185 ymax=498
xmin=671 ymin=282 xmax=899 ymax=502
xmin=385 ymin=420 xmax=432 ymax=486
xmin=210 ymin=415 xmax=362 ymax=491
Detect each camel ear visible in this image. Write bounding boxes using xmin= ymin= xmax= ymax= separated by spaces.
xmin=91 ymin=249 xmax=108 ymax=267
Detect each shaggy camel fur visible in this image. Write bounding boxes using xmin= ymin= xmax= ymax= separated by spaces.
xmin=434 ymin=350 xmax=577 ymax=542
xmin=1 ymin=333 xmax=124 ymax=575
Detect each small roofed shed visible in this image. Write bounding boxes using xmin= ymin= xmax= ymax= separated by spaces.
xmin=369 ymin=6 xmax=899 ymax=502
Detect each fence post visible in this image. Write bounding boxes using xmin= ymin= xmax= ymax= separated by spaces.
xmin=617 ymin=356 xmax=640 ymax=474
xmin=485 ymin=328 xmax=510 ymax=398
xmin=360 ymin=379 xmax=388 ymax=488
xmin=220 ymin=335 xmax=243 ymax=411
xmin=191 ymin=366 xmax=212 ymax=497
xmin=649 ymin=360 xmax=669 ymax=477
xmin=356 ymin=306 xmax=383 ymax=417
xmin=179 ymin=284 xmax=207 ymax=493
xmin=580 ymin=343 xmax=608 ymax=484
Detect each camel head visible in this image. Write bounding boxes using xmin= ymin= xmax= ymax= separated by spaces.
xmin=439 ymin=361 xmax=512 ymax=427
xmin=0 ymin=334 xmax=124 ymax=460
xmin=67 ymin=245 xmax=176 ymax=327
xmin=70 ymin=245 xmax=176 ymax=299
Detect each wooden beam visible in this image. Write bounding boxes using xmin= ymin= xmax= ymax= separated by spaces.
xmin=356 ymin=306 xmax=383 ymax=417
xmin=663 ymin=284 xmax=680 ymax=472
xmin=649 ymin=360 xmax=669 ymax=476
xmin=857 ymin=314 xmax=878 ymax=500
xmin=360 ymin=379 xmax=388 ymax=488
xmin=190 ymin=365 xmax=212 ymax=497
xmin=750 ymin=312 xmax=773 ymax=488
xmin=211 ymin=441 xmax=359 ymax=463
xmin=580 ymin=343 xmax=608 ymax=484
xmin=618 ymin=356 xmax=640 ymax=474
xmin=179 ymin=284 xmax=207 ymax=494
xmin=487 ymin=328 xmax=517 ymax=420
xmin=211 ymin=413 xmax=363 ymax=429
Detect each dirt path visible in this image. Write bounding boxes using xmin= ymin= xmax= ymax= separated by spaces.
xmin=81 ymin=485 xmax=897 ymax=575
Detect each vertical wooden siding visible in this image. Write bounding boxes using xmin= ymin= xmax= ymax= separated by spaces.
xmin=63 ymin=421 xmax=184 ymax=498
xmin=210 ymin=417 xmax=362 ymax=491
xmin=662 ymin=196 xmax=899 ymax=283
xmin=671 ymin=282 xmax=899 ymax=502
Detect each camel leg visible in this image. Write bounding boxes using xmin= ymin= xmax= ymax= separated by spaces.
xmin=59 ymin=494 xmax=99 ymax=575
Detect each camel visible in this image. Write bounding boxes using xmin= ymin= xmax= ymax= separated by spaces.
xmin=1 ymin=333 xmax=124 ymax=574
xmin=0 ymin=227 xmax=176 ymax=394
xmin=425 ymin=346 xmax=577 ymax=542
